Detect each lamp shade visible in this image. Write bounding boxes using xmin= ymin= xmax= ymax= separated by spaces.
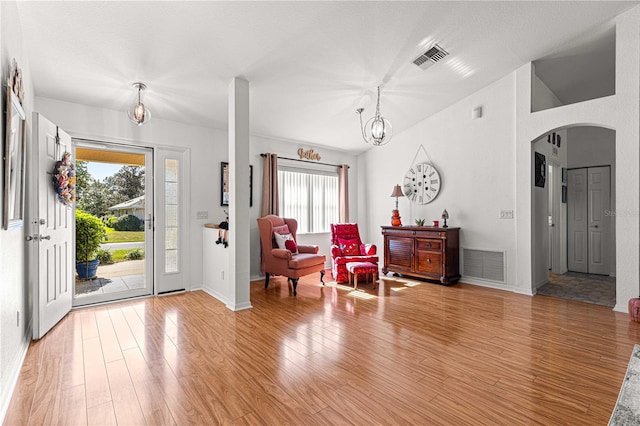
xmin=390 ymin=185 xmax=404 ymax=198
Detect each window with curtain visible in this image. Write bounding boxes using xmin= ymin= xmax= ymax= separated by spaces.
xmin=278 ymin=167 xmax=338 ymax=233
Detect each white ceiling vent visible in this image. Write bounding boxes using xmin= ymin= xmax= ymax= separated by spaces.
xmin=412 ymin=43 xmax=449 ymax=70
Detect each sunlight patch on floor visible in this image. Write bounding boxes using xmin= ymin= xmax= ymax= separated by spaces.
xmin=348 ymin=291 xmax=376 ymax=300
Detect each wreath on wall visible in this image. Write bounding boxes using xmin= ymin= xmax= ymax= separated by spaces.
xmin=52 ymin=152 xmax=76 ymax=205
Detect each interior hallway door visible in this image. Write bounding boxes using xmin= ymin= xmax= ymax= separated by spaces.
xmin=567 ymin=166 xmax=610 ymax=274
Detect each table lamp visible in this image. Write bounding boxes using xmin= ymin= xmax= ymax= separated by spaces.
xmin=442 ymin=209 xmax=449 ymax=228
xmin=390 ymin=184 xmax=404 ymax=226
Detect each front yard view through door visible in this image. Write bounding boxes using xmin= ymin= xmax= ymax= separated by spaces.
xmin=73 ymin=144 xmax=154 ymax=306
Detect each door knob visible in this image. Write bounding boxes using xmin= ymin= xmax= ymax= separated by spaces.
xmin=589 ymin=225 xmax=599 ymax=228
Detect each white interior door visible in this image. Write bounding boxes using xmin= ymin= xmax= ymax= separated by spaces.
xmin=568 ymin=168 xmax=588 ymax=273
xmin=567 ymin=166 xmax=610 ymax=275
xmin=31 ymin=113 xmax=73 ymax=339
xmin=587 ymin=167 xmax=610 ymax=275
xmin=547 ymin=162 xmax=562 ymax=273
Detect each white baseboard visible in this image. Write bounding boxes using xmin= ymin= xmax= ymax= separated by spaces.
xmin=0 ymin=320 xmax=32 ymax=424
xmin=199 ymin=287 xmax=229 ymax=306
xmin=460 ymin=276 xmax=513 ymax=292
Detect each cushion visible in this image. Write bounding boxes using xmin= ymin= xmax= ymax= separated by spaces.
xmin=272 ymin=224 xmax=290 ymax=235
xmin=288 ymin=253 xmax=325 ymax=269
xmin=284 ymin=239 xmax=298 ymax=254
xmin=338 ymin=238 xmax=360 ymax=256
xmin=275 ymin=232 xmax=297 ymax=253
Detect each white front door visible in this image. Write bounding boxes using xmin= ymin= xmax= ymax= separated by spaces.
xmin=31 ymin=114 xmax=73 ymax=339
xmin=72 ymin=141 xmax=154 ymax=306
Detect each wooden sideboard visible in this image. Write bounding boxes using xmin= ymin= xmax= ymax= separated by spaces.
xmin=381 ymin=226 xmax=460 ymax=285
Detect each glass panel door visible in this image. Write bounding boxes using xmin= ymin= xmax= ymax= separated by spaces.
xmin=72 ymin=140 xmax=153 ymax=306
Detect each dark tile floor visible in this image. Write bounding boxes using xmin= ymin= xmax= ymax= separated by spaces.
xmin=536 ymin=271 xmax=616 ymax=307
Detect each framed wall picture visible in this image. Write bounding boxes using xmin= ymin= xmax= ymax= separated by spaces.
xmin=220 ymin=162 xmax=253 ymax=207
xmin=562 ymin=185 xmax=567 ymax=203
xmin=534 ymin=152 xmax=546 ymax=188
xmin=3 ymin=85 xmax=27 ymax=230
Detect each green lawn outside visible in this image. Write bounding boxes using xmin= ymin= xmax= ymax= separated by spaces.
xmin=111 ymin=249 xmax=145 ymax=262
xmin=104 ymin=227 xmax=144 ymax=243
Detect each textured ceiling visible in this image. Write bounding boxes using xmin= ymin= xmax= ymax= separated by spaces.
xmin=16 ymin=1 xmax=639 ymax=153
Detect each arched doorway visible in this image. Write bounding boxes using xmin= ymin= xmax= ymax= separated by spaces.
xmin=531 ymin=125 xmax=616 ymax=306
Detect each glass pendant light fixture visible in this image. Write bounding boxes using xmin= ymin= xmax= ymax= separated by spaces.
xmin=127 ymin=82 xmax=151 ymax=126
xmin=356 ymin=86 xmax=393 ymax=146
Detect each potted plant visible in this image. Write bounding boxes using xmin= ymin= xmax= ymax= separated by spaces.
xmin=75 ymin=209 xmax=106 ymax=279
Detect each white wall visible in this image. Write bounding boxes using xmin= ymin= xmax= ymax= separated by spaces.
xmin=531 ymin=72 xmax=564 ymax=112
xmin=515 ymin=7 xmax=640 ymax=311
xmin=0 ymin=1 xmax=35 ymax=420
xmin=362 ymin=74 xmax=518 ymax=290
xmin=34 ymin=97 xmax=226 ymax=292
xmin=249 ymin=135 xmax=359 ymax=279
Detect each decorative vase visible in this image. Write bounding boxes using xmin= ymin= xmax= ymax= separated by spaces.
xmin=391 ymin=209 xmax=402 ymax=227
xmin=629 ymin=298 xmax=640 ymax=322
xmin=76 ymin=259 xmax=100 ymax=280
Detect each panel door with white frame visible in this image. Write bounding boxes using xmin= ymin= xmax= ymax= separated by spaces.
xmin=567 ymin=167 xmax=610 ymax=275
xmin=31 ymin=113 xmax=73 ymax=339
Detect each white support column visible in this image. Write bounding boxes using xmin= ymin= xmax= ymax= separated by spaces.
xmin=227 ymin=77 xmax=252 ymax=311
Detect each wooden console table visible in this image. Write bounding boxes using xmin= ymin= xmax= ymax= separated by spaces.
xmin=381 ymin=226 xmax=460 ymax=285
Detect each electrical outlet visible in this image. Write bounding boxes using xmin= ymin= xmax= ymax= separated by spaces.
xmin=196 ymin=211 xmax=208 ymax=220
xmin=499 ymin=210 xmax=514 ymax=219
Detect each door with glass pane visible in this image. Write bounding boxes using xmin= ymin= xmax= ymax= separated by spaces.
xmin=155 ymin=148 xmax=189 ymax=294
xmin=72 ymin=141 xmax=153 ymax=306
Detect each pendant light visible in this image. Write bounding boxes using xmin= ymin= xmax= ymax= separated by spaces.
xmin=356 ymin=86 xmax=393 ymax=146
xmin=127 ymin=82 xmax=151 ymax=126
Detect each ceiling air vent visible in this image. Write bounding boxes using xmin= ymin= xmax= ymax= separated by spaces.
xmin=412 ymin=43 xmax=449 ymax=70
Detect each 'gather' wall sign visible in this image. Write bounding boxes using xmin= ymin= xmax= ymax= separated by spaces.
xmin=298 ymin=148 xmax=321 ymax=161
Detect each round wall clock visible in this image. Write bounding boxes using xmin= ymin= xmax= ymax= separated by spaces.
xmin=403 ymin=162 xmax=441 ymax=204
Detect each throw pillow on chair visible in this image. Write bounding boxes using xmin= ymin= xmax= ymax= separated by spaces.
xmin=338 ymin=238 xmax=360 ymax=256
xmin=284 ymin=239 xmax=298 ymax=254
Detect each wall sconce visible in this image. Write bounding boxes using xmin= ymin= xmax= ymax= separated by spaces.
xmin=127 ymin=82 xmax=151 ymax=126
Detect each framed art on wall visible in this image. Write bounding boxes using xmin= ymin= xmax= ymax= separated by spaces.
xmin=220 ymin=162 xmax=253 ymax=207
xmin=3 ymin=84 xmax=26 ymax=230
xmin=534 ymin=152 xmax=546 ymax=188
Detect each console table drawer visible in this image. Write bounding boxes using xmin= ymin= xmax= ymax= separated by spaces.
xmin=416 ymin=239 xmax=442 ymax=251
xmin=416 ymin=252 xmax=442 ymax=274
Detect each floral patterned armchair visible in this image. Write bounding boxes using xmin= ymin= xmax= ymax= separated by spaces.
xmin=330 ymin=223 xmax=378 ymax=283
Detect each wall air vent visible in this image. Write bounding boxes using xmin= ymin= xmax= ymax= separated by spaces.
xmin=462 ymin=248 xmax=505 ymax=283
xmin=412 ymin=43 xmax=449 ymax=70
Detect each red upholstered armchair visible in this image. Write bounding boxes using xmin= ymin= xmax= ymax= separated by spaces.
xmin=330 ymin=223 xmax=378 ymax=283
xmin=257 ymin=215 xmax=326 ymax=296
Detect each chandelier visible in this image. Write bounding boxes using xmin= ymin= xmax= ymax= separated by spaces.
xmin=127 ymin=82 xmax=151 ymax=126
xmin=356 ymin=86 xmax=393 ymax=146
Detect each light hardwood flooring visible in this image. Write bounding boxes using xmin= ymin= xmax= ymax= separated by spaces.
xmin=4 ymin=272 xmax=640 ymax=425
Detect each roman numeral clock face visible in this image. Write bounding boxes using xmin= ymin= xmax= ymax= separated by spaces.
xmin=403 ymin=162 xmax=441 ymax=204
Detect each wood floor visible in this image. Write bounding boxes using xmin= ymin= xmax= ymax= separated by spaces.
xmin=4 ymin=272 xmax=640 ymax=425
